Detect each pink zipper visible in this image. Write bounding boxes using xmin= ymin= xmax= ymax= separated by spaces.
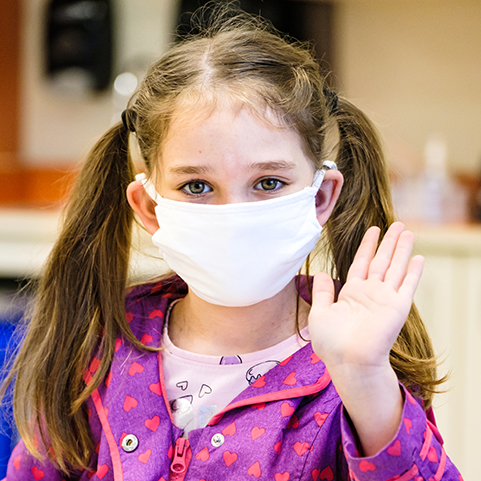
xmin=169 ymin=437 xmax=192 ymax=481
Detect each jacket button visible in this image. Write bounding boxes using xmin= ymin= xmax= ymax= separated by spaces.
xmin=211 ymin=433 xmax=225 ymax=447
xmin=122 ymin=434 xmax=139 ymax=452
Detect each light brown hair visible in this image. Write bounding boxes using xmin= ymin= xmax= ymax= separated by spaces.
xmin=2 ymin=3 xmax=443 ymax=474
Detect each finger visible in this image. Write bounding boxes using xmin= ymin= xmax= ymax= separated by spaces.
xmin=367 ymin=222 xmax=405 ymax=282
xmin=398 ymin=255 xmax=425 ymax=301
xmin=383 ymin=230 xmax=415 ymax=290
xmin=346 ymin=226 xmax=380 ymax=282
xmin=311 ymin=272 xmax=335 ymax=309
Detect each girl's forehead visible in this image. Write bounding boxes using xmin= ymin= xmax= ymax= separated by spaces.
xmin=169 ymin=90 xmax=288 ymax=134
xmin=161 ymin=104 xmax=301 ymax=162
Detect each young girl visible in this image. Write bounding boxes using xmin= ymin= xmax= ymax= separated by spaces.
xmin=3 ymin=5 xmax=462 ymax=481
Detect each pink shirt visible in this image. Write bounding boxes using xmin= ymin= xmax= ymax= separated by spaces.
xmin=161 ymin=301 xmax=310 ymax=433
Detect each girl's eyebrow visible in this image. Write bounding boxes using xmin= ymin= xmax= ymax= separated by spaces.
xmin=167 ymin=165 xmax=214 ymax=175
xmin=167 ymin=160 xmax=296 ymax=176
xmin=249 ymin=160 xmax=297 ymax=171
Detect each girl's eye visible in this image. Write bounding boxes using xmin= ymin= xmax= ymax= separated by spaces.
xmin=255 ymin=178 xmax=284 ymax=191
xmin=182 ymin=181 xmax=212 ymax=196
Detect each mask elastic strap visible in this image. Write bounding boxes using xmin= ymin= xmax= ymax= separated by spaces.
xmin=136 ymin=173 xmax=162 ymax=204
xmin=312 ymin=160 xmax=338 ymax=189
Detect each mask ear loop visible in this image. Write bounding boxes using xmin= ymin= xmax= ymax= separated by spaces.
xmin=135 ymin=173 xmax=162 ymax=204
xmin=312 ymin=160 xmax=338 ymax=189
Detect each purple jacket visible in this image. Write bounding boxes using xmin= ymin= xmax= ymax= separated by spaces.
xmin=5 ymin=277 xmax=462 ymax=481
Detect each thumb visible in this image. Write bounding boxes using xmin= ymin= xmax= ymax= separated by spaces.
xmin=311 ymin=272 xmax=335 ymax=309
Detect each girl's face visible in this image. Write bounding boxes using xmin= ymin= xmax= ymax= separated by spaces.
xmin=155 ymin=106 xmax=316 ymax=205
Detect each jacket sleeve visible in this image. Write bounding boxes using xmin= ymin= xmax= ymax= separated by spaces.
xmin=3 ymin=440 xmax=67 ymax=481
xmin=341 ymin=385 xmax=463 ymax=480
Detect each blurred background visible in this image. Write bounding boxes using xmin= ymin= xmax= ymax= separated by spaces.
xmin=0 ymin=0 xmax=480 ymax=478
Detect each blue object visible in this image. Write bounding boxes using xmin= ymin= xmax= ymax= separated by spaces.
xmin=0 ymin=311 xmax=23 ymax=479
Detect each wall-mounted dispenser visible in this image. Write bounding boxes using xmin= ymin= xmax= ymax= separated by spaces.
xmin=45 ymin=0 xmax=113 ymax=93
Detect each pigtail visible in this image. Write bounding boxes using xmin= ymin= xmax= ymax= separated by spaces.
xmin=6 ymin=122 xmax=151 ymax=472
xmin=325 ymin=98 xmax=443 ymax=408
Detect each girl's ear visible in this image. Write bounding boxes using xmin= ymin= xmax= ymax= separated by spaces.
xmin=315 ymin=169 xmax=344 ymax=226
xmin=126 ymin=180 xmax=159 ymax=235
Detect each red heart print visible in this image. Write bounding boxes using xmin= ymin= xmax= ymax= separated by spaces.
xmin=428 ymin=446 xmax=438 ymax=463
xmin=123 ymin=395 xmax=138 ymax=412
xmin=128 ymin=362 xmax=144 ymax=376
xmin=141 ymin=334 xmax=153 ymax=345
xmin=251 ymin=403 xmax=265 ymax=410
xmin=275 ymin=472 xmax=290 ymax=481
xmin=404 ymin=417 xmax=412 ymax=434
xmin=387 ymin=440 xmax=401 ymax=456
xmin=312 ymin=469 xmax=320 ymax=481
xmin=196 ymin=446 xmax=210 ymax=462
xmin=319 ymin=466 xmax=334 ymax=481
xmin=293 ymin=442 xmax=309 ymax=456
xmin=286 ymin=415 xmax=299 ymax=429
xmin=359 ymin=460 xmax=376 ymax=472
xmin=251 ymin=426 xmax=266 ymax=440
xmin=150 ymin=281 xmax=163 ymax=293
xmin=125 ymin=312 xmax=134 ymax=323
xmin=105 ymin=372 xmax=113 ymax=388
xmin=96 ymin=464 xmax=109 ymax=479
xmin=87 ymin=470 xmax=95 ymax=479
xmin=149 ymin=382 xmax=162 ymax=396
xmin=89 ymin=357 xmax=101 ymax=373
xmin=247 ymin=461 xmax=261 ymax=478
xmin=223 ymin=450 xmax=238 ymax=467
xmin=222 ymin=421 xmax=236 ymax=437
xmin=47 ymin=446 xmax=56 ymax=461
xmin=314 ymin=412 xmax=328 ymax=428
xmin=310 ymin=352 xmax=321 ymax=364
xmin=279 ymin=355 xmax=293 ymax=366
xmin=114 ymin=338 xmax=122 ymax=352
xmin=167 ymin=444 xmax=173 ymax=459
xmin=280 ymin=402 xmax=295 ymax=417
xmin=13 ymin=455 xmax=21 ymax=470
xmin=407 ymin=392 xmax=416 ymax=405
xmin=145 ymin=415 xmax=160 ymax=432
xmin=138 ymin=449 xmax=152 ymax=464
xmin=283 ymin=372 xmax=297 ymax=386
xmin=252 ymin=376 xmax=266 ymax=388
xmin=31 ymin=467 xmax=45 ymax=480
xmin=96 ymin=442 xmax=100 ymax=454
xmin=148 ymin=309 xmax=164 ymax=319
xmin=274 ymin=441 xmax=282 ymax=454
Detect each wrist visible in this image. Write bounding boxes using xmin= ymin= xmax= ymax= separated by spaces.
xmin=327 ymin=363 xmax=403 ymax=457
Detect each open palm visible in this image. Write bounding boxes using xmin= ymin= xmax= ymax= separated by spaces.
xmin=309 ymin=222 xmax=425 ymax=371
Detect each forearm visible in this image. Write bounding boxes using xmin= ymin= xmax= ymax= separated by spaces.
xmin=328 ymin=363 xmax=403 ymax=457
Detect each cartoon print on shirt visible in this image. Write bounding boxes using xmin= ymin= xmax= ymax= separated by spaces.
xmin=199 ymin=384 xmax=213 ymax=398
xmin=220 ymin=355 xmax=243 ymax=365
xmin=170 ymin=394 xmax=195 ymax=431
xmin=176 ymin=380 xmax=188 ymax=390
xmin=246 ymin=360 xmax=280 ymax=385
xmin=170 ymin=395 xmax=193 ymax=414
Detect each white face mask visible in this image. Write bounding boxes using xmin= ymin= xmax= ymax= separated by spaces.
xmin=137 ymin=160 xmax=336 ymax=307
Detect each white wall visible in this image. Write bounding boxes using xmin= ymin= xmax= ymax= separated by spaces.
xmin=20 ymin=0 xmax=180 ymax=166
xmin=335 ymin=0 xmax=481 ymax=177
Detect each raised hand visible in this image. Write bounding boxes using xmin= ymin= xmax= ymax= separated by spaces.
xmin=309 ymin=221 xmax=424 ymax=371
xmin=308 ymin=222 xmax=425 ymax=455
